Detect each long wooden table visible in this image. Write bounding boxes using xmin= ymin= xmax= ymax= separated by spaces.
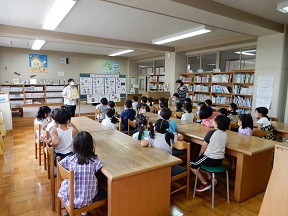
xmin=143 ymin=112 xmax=194 ymax=125
xmin=71 ymin=116 xmax=113 ymax=132
xmin=272 ymin=122 xmax=288 ymax=138
xmin=90 ymin=130 xmax=181 ymax=216
xmin=177 ymin=123 xmax=276 ymax=202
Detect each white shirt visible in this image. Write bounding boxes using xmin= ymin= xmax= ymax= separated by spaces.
xmin=46 ymin=119 xmax=57 ymax=132
xmin=132 ymin=102 xmax=138 ymax=112
xmin=62 ymin=86 xmax=76 ymax=105
xmin=204 ymin=129 xmax=227 ymax=159
xmin=102 ymin=118 xmax=118 ymax=129
xmin=181 ymin=113 xmax=194 ymax=122
xmin=146 ymin=133 xmax=177 ymax=154
xmin=95 ymin=104 xmax=108 ymax=120
xmin=257 ymin=117 xmax=271 ymax=127
xmin=55 ymin=127 xmax=73 ymax=154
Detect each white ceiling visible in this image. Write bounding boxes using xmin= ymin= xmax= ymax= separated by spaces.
xmin=0 ymin=0 xmax=286 ymax=58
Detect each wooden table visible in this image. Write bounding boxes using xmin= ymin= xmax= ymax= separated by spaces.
xmin=177 ymin=123 xmax=276 ymax=202
xmin=71 ymin=116 xmax=113 ymax=132
xmin=143 ymin=112 xmax=194 ymax=125
xmin=90 ymin=130 xmax=181 ymax=216
xmin=272 ymin=122 xmax=288 ymax=138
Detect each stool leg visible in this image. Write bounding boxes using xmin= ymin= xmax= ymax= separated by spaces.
xmin=226 ymin=170 xmax=230 ymax=203
xmin=212 ymin=173 xmax=215 ymax=208
xmin=193 ymin=167 xmax=200 ymax=197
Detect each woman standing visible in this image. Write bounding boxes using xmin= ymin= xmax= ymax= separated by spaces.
xmin=62 ymin=79 xmax=78 ymax=117
xmin=176 ymin=79 xmax=188 ymax=104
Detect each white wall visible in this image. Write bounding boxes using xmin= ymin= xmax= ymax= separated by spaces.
xmin=252 ymin=33 xmax=287 ymax=120
xmin=0 ymin=47 xmax=128 ymax=85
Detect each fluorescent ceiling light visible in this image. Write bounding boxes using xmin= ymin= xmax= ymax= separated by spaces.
xmin=235 ymin=51 xmax=255 ymax=56
xmin=277 ymin=1 xmax=288 ymax=13
xmin=109 ymin=50 xmax=134 ymax=56
xmin=152 ymin=26 xmax=211 ymax=45
xmin=42 ymin=0 xmax=77 ymax=30
xmin=31 ymin=40 xmax=46 ymax=50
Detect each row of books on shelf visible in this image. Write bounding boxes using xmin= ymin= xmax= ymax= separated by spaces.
xmin=193 ymin=84 xmax=210 ymax=92
xmin=46 ymin=92 xmax=63 ymax=97
xmin=25 ymin=93 xmax=45 ymax=98
xmin=46 ymin=98 xmax=64 ymax=103
xmin=194 ymin=76 xmax=210 ymax=83
xmin=211 ymin=74 xmax=232 ymax=83
xmin=181 ymin=76 xmax=193 ymax=82
xmin=46 ymin=86 xmax=64 ymax=91
xmin=10 ymin=94 xmax=24 ymax=99
xmin=149 ymin=83 xmax=164 ymax=90
xmin=238 ymin=109 xmax=251 ymax=115
xmin=1 ymin=86 xmax=23 ymax=92
xmin=234 ymin=73 xmax=254 ymax=83
xmin=191 ymin=94 xmax=211 ymax=103
xmin=150 ymin=76 xmax=165 ymax=82
xmin=233 ymin=96 xmax=252 ymax=107
xmin=233 ymin=85 xmax=254 ymax=95
xmin=24 ymin=86 xmax=44 ymax=91
xmin=212 ymin=96 xmax=232 ymax=105
xmin=10 ymin=100 xmax=24 ymax=108
xmin=211 ymin=85 xmax=232 ymax=93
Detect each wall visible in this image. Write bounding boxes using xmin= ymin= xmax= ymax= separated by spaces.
xmin=252 ymin=33 xmax=287 ymax=120
xmin=0 ymin=47 xmax=128 ymax=85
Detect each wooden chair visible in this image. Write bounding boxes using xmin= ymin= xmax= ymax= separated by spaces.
xmin=153 ymin=106 xmax=161 ymax=114
xmin=270 ymin=117 xmax=278 ymax=122
xmin=229 ymin=122 xmax=239 ymax=131
xmin=42 ymin=129 xmax=49 ymax=172
xmin=252 ymin=129 xmax=268 ymax=139
xmin=48 ymin=146 xmax=56 ymax=211
xmin=128 ymin=119 xmax=136 ymax=136
xmin=116 ymin=117 xmax=122 ymax=132
xmin=193 ymin=115 xmax=200 ymax=123
xmin=56 ymin=157 xmax=107 ymax=216
xmin=171 ymin=140 xmax=190 ymax=200
xmin=149 ymin=106 xmax=154 ymax=113
xmin=34 ymin=123 xmax=44 ymax=166
xmin=95 ymin=109 xmax=100 ymax=123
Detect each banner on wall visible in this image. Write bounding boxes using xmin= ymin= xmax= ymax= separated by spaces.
xmin=29 ymin=54 xmax=48 ymax=73
xmin=102 ymin=61 xmax=120 ymax=74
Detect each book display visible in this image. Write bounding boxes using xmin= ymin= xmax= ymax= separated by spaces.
xmin=180 ymin=69 xmax=254 ymax=113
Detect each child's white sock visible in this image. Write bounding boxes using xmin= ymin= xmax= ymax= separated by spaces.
xmin=81 ymin=212 xmax=87 ymax=216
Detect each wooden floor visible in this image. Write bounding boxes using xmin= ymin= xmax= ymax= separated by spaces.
xmin=0 ymin=117 xmax=264 ymax=216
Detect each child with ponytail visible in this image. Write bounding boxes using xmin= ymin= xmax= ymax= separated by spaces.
xmin=141 ymin=119 xmax=177 ymax=154
xmin=102 ymin=108 xmax=119 ymax=129
xmin=255 ymin=107 xmax=276 ymax=140
xmin=132 ymin=117 xmax=150 ymax=141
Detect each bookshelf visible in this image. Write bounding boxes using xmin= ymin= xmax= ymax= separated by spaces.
xmin=180 ymin=69 xmax=254 ymax=113
xmin=0 ymin=84 xmax=65 ymax=107
xmin=147 ymin=66 xmax=165 ymax=91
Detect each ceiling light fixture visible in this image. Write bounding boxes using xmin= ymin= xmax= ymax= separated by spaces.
xmin=109 ymin=50 xmax=134 ymax=56
xmin=277 ymin=1 xmax=288 ymax=13
xmin=152 ymin=25 xmax=211 ymax=45
xmin=32 ymin=40 xmax=46 ymax=50
xmin=42 ymin=0 xmax=77 ymax=30
xmin=235 ymin=51 xmax=255 ymax=56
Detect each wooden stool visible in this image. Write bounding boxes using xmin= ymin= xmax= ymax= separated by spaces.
xmin=193 ymin=165 xmax=229 ymax=208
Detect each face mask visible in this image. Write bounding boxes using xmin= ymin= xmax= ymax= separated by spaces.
xmin=141 ymin=109 xmax=146 ymax=114
xmin=70 ymin=82 xmax=74 ymax=86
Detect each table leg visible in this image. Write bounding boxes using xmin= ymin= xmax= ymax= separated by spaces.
xmin=233 ymin=150 xmax=273 ymax=202
xmin=107 ymin=166 xmax=171 ymax=216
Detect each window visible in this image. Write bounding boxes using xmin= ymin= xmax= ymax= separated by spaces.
xmin=187 ymin=56 xmax=200 ymax=72
xmin=240 ymin=49 xmax=256 ymax=69
xmin=220 ymin=50 xmax=241 ymax=71
xmin=201 ymin=53 xmax=217 ymax=71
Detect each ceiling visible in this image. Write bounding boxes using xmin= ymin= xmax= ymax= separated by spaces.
xmin=0 ymin=0 xmax=286 ymax=58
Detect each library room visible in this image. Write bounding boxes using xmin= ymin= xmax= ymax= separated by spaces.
xmin=0 ymin=0 xmax=288 ymax=216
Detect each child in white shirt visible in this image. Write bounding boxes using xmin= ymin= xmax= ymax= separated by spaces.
xmin=102 ymin=109 xmax=119 ymax=130
xmin=181 ymin=103 xmax=194 ymax=122
xmin=95 ymin=97 xmax=108 ymax=122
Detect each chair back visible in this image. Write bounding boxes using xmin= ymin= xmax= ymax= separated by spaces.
xmin=229 ymin=122 xmax=239 ymax=131
xmin=193 ymin=115 xmax=200 ymax=123
xmin=270 ymin=117 xmax=278 ymax=122
xmin=128 ymin=119 xmax=136 ymax=136
xmin=95 ymin=109 xmax=100 ymax=123
xmin=172 ymin=111 xmax=183 ymax=119
xmin=153 ymin=106 xmax=161 ymax=114
xmin=252 ymin=129 xmax=268 ymax=139
xmin=34 ymin=123 xmax=41 ymax=142
xmin=116 ymin=117 xmax=122 ymax=131
xmin=149 ymin=106 xmax=154 ymax=113
xmin=48 ymin=146 xmax=55 ymax=211
xmin=171 ymin=140 xmax=190 ymax=200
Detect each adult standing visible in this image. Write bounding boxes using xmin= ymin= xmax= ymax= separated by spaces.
xmin=62 ymin=79 xmax=78 ymax=117
xmin=176 ymin=79 xmax=188 ymax=104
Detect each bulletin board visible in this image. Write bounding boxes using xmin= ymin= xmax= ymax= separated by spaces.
xmin=79 ymin=73 xmax=126 ymax=103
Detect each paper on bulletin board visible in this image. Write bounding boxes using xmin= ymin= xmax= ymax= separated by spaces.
xmin=257 ymin=75 xmax=273 ymax=87
xmin=80 ymin=77 xmax=92 ymax=95
xmin=256 ymin=98 xmax=271 ymax=109
xmin=104 ymin=77 xmax=116 ymax=94
xmin=116 ymin=77 xmax=126 ymax=94
xmin=256 ymin=86 xmax=273 ymax=98
xmin=92 ymin=77 xmax=105 ymax=94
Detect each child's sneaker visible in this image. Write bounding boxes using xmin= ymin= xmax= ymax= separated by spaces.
xmin=196 ymin=183 xmax=211 ymax=192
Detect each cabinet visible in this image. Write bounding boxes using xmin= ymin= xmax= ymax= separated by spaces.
xmin=0 ymin=84 xmax=65 ymax=107
xmin=180 ymin=69 xmax=254 ymax=113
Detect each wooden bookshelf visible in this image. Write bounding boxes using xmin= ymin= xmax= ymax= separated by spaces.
xmin=0 ymin=84 xmax=66 ymax=107
xmin=180 ymin=69 xmax=254 ymax=113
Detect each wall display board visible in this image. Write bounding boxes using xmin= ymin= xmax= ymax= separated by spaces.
xmin=80 ymin=73 xmax=126 ymax=103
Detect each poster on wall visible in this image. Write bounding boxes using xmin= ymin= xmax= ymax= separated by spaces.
xmin=116 ymin=77 xmax=126 ymax=94
xmin=256 ymin=75 xmax=273 ymax=108
xmin=29 ymin=54 xmax=48 ymax=73
xmin=80 ymin=77 xmax=92 ymax=95
xmin=103 ymin=61 xmax=120 ymax=74
xmin=92 ymin=77 xmax=105 ymax=94
xmin=105 ymin=77 xmax=116 ymax=94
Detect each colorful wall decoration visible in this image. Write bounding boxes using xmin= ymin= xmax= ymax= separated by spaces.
xmin=29 ymin=54 xmax=48 ymax=73
xmin=102 ymin=61 xmax=120 ymax=74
